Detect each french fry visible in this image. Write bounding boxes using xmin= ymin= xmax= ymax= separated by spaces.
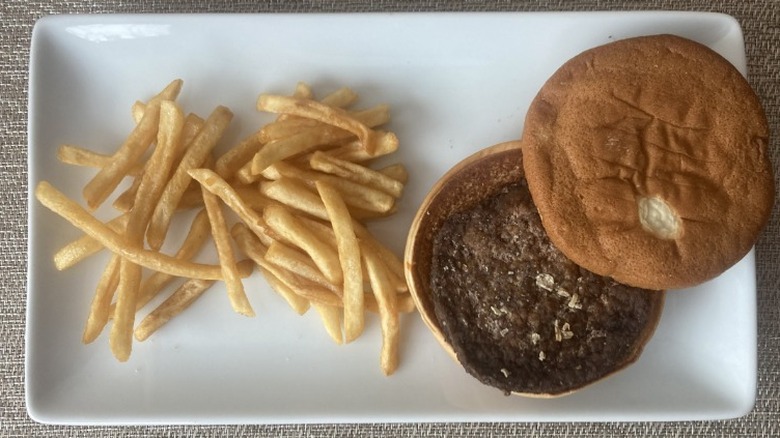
xmin=127 ymin=100 xmax=185 ymax=234
xmin=82 ymin=254 xmax=121 ymax=344
xmin=257 ymin=87 xmax=358 ymax=142
xmin=109 ymin=99 xmax=187 ymax=360
xmin=263 ymin=162 xmax=395 ymax=213
xmin=263 ymin=204 xmax=342 ymax=285
xmin=257 ymin=118 xmax=322 ymax=144
xmin=293 ymin=81 xmax=314 ymax=99
xmin=317 ymin=181 xmax=364 ymax=343
xmin=82 ymin=102 xmax=161 ymax=210
xmin=364 ymin=249 xmax=399 ymax=376
xmin=36 ymin=181 xmax=229 ymax=280
xmin=188 ymin=168 xmax=277 ymax=246
xmin=368 ymin=293 xmax=416 ymax=314
xmin=57 ymin=145 xmax=143 ymax=177
xmin=251 ymin=125 xmax=351 ymax=175
xmin=231 ymin=223 xmax=339 ymax=302
xmin=134 ymin=278 xmax=215 ymax=341
xmin=296 ymin=215 xmax=338 ymax=249
xmin=312 ymin=302 xmax=343 ymax=345
xmin=251 ymin=105 xmax=392 ymax=173
xmin=113 ymin=111 xmax=203 ymax=212
xmin=110 ymin=258 xmax=142 ymax=361
xmin=83 ymin=80 xmax=183 ymax=210
xmin=133 ymin=258 xmax=255 ymax=341
xmin=109 ymin=208 xmax=212 ymax=318
xmin=54 ymin=214 xmax=129 ymax=270
xmin=201 ymin=187 xmax=254 ymax=317
xmin=310 ymin=151 xmax=404 ymax=197
xmin=129 ymin=79 xmax=184 ymax=122
xmin=378 ymin=163 xmax=408 ymax=184
xmin=215 ymin=133 xmax=262 ymax=179
xmin=320 ymin=87 xmax=359 ymax=108
xmin=235 ymin=160 xmax=258 ymax=184
xmin=256 ymin=95 xmax=396 ymax=155
xmin=264 ymin=241 xmax=341 ymax=294
xmin=258 ymin=266 xmax=310 ymax=315
xmin=321 ymin=136 xmax=398 ymax=163
xmin=147 ymin=105 xmax=233 ymax=250
xmin=259 ymin=178 xmax=329 ymax=221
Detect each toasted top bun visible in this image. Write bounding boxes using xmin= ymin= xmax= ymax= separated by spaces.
xmin=405 ymin=143 xmax=664 ymax=397
xmin=522 ymin=34 xmax=773 ymax=290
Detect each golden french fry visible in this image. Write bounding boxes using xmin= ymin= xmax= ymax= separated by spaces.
xmin=364 ymin=249 xmax=399 ymax=376
xmin=257 ymin=118 xmax=322 ymax=143
xmin=36 ymin=181 xmax=229 ymax=280
xmin=312 ymin=302 xmax=343 ymax=345
xmin=110 ymin=99 xmax=187 ymax=357
xmin=321 ymin=136 xmax=398 ymax=163
xmin=296 ymin=215 xmax=338 ymax=249
xmin=310 ymin=151 xmax=404 ymax=197
xmin=180 ymin=113 xmax=206 ymax=148
xmin=58 ymin=145 xmax=144 ymax=177
xmin=201 ymin=187 xmax=254 ymax=317
xmin=82 ymin=254 xmax=121 ymax=344
xmin=350 ymin=220 xmax=407 ymax=293
xmin=251 ymin=105 xmax=392 ymax=173
xmin=147 ymin=105 xmax=233 ymax=250
xmin=367 ymin=293 xmax=416 ymax=314
xmin=378 ymin=163 xmax=408 ymax=184
xmin=321 ymin=87 xmax=358 ymax=108
xmin=109 ymin=208 xmax=212 ymax=318
xmin=235 ymin=160 xmax=258 ymax=184
xmin=259 ymin=178 xmax=329 ymax=221
xmin=110 ymin=258 xmax=142 ymax=361
xmin=234 ymin=184 xmax=278 ymax=211
xmin=54 ymin=214 xmax=129 ymax=270
xmin=131 ymin=101 xmax=145 ymax=124
xmin=113 ymin=110 xmax=203 ymax=212
xmin=126 ymin=100 xmax=185 ymax=238
xmin=129 ymin=79 xmax=184 ymax=123
xmin=258 ymin=266 xmax=310 ymax=315
xmin=316 ymin=180 xmax=364 ymax=343
xmin=258 ymin=86 xmax=357 ymax=141
xmin=264 ymin=241 xmax=341 ymax=294
xmin=215 ymin=133 xmax=262 ymax=179
xmin=112 ymin=101 xmax=185 ymax=355
xmin=263 ymin=204 xmax=342 ymax=285
xmin=134 ymin=278 xmax=215 ymax=341
xmin=251 ymin=125 xmax=351 ymax=175
xmin=188 ymin=168 xmax=277 ymax=246
xmin=263 ymin=162 xmax=395 ymax=213
xmin=231 ymin=223 xmax=338 ymax=302
xmin=293 ymin=81 xmax=314 ymax=99
xmin=257 ymin=95 xmax=396 ymax=155
xmin=83 ymin=80 xmax=183 ymax=209
xmin=82 ymin=102 xmax=161 ymax=210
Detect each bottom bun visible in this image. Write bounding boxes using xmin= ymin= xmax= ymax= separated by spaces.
xmin=405 ymin=142 xmax=664 ymax=396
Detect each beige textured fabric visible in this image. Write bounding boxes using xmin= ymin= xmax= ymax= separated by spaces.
xmin=2 ymin=0 xmax=778 ymax=436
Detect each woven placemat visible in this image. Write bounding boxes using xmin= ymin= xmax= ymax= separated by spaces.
xmin=2 ymin=1 xmax=778 ymax=436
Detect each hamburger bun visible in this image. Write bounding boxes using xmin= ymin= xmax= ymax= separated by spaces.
xmin=521 ymin=34 xmax=774 ymax=290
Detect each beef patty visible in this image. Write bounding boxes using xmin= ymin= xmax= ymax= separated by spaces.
xmin=429 ymin=177 xmax=664 ymax=396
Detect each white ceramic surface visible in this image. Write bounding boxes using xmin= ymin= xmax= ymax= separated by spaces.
xmin=27 ymin=12 xmax=756 ymax=424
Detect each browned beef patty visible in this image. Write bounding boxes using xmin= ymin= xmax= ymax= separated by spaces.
xmin=430 ymin=179 xmax=664 ymax=395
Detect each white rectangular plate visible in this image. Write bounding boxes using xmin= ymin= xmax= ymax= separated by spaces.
xmin=27 ymin=12 xmax=756 ymax=424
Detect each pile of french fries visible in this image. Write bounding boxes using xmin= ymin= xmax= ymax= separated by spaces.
xmin=35 ymin=79 xmax=414 ymax=375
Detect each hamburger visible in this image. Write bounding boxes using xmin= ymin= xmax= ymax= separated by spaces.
xmin=405 ymin=142 xmax=664 ymax=396
xmin=404 ymin=34 xmax=772 ymax=396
